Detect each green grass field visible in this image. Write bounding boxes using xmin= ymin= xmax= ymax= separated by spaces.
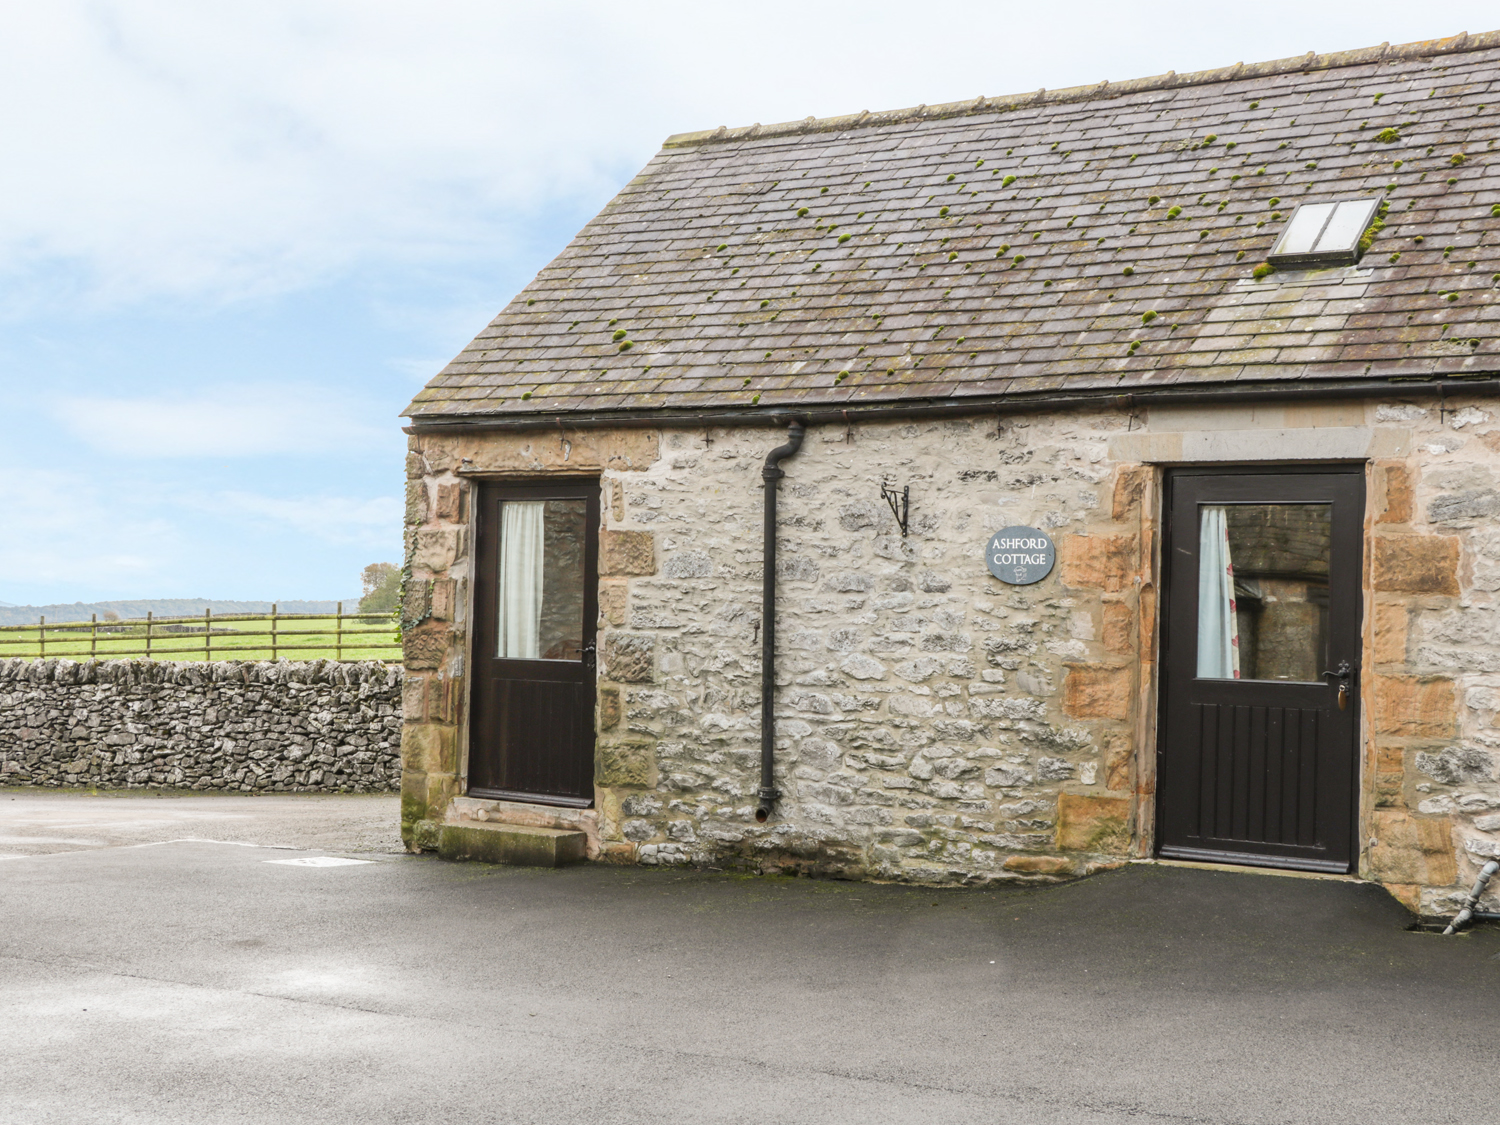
xmin=0 ymin=614 xmax=401 ymax=663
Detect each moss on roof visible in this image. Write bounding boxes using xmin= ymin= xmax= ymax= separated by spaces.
xmin=406 ymin=31 xmax=1500 ymax=422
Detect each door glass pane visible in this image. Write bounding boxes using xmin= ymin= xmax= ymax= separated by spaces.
xmin=1197 ymin=503 xmax=1331 ymax=682
xmin=498 ymin=499 xmax=588 ymax=660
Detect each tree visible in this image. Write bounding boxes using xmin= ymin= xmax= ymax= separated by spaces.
xmin=359 ymin=562 xmax=401 ymax=614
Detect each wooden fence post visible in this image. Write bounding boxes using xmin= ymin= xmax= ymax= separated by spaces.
xmin=146 ymin=611 xmax=152 ymax=660
xmin=39 ymin=616 xmax=45 ymax=660
xmin=205 ymin=607 xmax=212 ymax=663
xmin=336 ymin=602 xmax=343 ymax=663
xmin=271 ymin=603 xmax=278 ymax=661
xmin=91 ymin=613 xmax=97 ymax=660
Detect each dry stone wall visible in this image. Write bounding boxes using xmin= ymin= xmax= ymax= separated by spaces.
xmin=0 ymin=659 xmax=402 ymax=792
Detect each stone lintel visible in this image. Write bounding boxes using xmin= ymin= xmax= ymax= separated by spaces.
xmin=1109 ymin=427 xmax=1410 ymax=463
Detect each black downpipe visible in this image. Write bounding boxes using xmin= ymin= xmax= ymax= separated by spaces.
xmin=758 ymin=419 xmax=806 ymax=823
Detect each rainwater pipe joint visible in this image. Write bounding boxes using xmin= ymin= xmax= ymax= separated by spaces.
xmin=1443 ymin=859 xmax=1500 ymax=935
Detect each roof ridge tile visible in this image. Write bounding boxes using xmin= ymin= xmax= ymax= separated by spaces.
xmin=664 ymin=30 xmax=1499 ymax=148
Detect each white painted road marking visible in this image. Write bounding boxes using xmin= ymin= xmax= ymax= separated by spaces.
xmin=265 ymin=856 xmax=372 ymax=867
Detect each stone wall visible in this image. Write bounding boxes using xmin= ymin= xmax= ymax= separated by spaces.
xmin=401 ymin=398 xmax=1500 ymax=909
xmin=402 ymin=415 xmax=1147 ymax=884
xmin=1366 ymin=402 xmax=1500 ymax=917
xmin=0 ymin=659 xmax=402 ymax=792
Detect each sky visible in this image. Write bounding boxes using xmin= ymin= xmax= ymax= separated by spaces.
xmin=2 ymin=1 xmax=1495 ymax=606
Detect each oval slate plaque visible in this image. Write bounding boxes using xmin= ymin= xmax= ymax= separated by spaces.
xmin=985 ymin=526 xmax=1056 ymax=585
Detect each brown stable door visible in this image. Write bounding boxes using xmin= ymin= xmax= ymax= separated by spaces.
xmin=470 ymin=481 xmax=599 ymax=807
xmin=1157 ymin=468 xmax=1363 ymax=873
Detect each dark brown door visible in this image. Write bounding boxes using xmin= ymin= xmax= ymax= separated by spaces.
xmin=470 ymin=480 xmax=599 ymax=807
xmin=1157 ymin=468 xmax=1363 ymax=873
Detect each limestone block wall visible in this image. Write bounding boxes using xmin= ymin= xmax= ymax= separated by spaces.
xmin=402 ymin=396 xmax=1500 ymax=906
xmin=404 ymin=413 xmax=1151 ymax=884
xmin=0 ymin=659 xmax=402 ymax=791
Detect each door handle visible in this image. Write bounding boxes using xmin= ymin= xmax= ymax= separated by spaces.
xmin=1321 ymin=661 xmax=1353 ymax=711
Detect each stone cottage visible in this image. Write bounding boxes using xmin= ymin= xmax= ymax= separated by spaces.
xmin=399 ymin=31 xmax=1500 ymax=918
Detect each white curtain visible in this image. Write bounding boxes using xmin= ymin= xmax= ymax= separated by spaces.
xmin=498 ymin=501 xmax=545 ymax=659
xmin=1197 ymin=506 xmax=1241 ymax=679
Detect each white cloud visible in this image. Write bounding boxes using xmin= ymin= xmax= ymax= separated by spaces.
xmin=213 ymin=490 xmax=401 ymax=545
xmin=0 ymin=1 xmax=1491 ymax=307
xmin=0 ymin=455 xmax=400 ymax=603
xmin=53 ymin=386 xmax=400 ymax=458
xmin=0 ymin=464 xmax=180 ymax=593
xmin=0 ymin=2 xmax=642 ymax=306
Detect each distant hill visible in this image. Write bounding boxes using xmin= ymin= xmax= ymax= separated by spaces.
xmin=0 ymin=598 xmax=366 ymax=627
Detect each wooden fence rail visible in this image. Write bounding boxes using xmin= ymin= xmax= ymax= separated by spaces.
xmin=0 ymin=604 xmax=402 ymax=663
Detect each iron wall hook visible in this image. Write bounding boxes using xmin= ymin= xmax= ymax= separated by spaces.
xmin=881 ymin=482 xmax=910 ymax=537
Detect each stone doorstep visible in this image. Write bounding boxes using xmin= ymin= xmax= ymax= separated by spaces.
xmin=447 ymin=795 xmax=600 ymax=859
xmin=436 ymin=821 xmax=588 ymax=868
xmin=1142 ymin=858 xmax=1369 ymax=883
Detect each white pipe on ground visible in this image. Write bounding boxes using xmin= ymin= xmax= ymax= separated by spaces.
xmin=1443 ymin=859 xmax=1500 ymax=935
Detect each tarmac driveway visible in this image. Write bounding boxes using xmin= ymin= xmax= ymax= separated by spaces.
xmin=2 ymin=791 xmax=1497 ymax=1124
xmin=0 ymin=789 xmax=402 ymax=857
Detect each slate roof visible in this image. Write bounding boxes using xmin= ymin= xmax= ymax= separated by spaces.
xmin=406 ymin=32 xmax=1500 ymax=424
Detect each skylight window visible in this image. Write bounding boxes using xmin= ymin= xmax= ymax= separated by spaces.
xmin=1266 ymin=198 xmax=1380 ymax=268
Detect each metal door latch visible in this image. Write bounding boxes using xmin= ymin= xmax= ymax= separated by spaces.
xmin=1322 ymin=660 xmax=1353 ymax=711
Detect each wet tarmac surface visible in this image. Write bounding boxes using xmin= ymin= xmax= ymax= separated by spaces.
xmin=0 ymin=789 xmax=403 ymax=857
xmin=3 ymin=791 xmax=1498 ymax=1124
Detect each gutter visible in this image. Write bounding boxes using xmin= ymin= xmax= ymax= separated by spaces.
xmin=404 ymin=376 xmax=1500 ymax=436
xmin=757 ymin=419 xmax=805 ymax=823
